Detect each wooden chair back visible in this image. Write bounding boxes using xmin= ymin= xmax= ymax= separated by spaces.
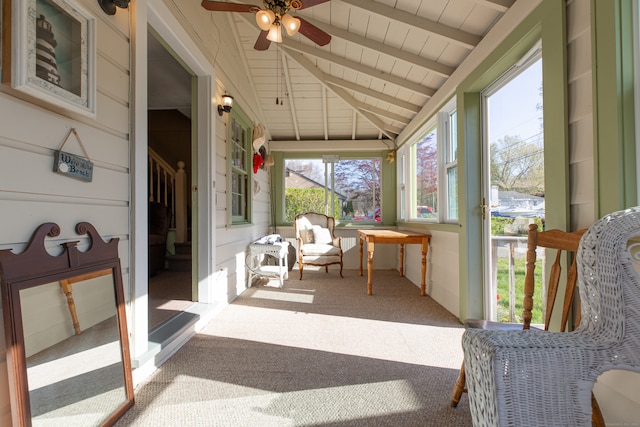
xmin=522 ymin=224 xmax=587 ymax=332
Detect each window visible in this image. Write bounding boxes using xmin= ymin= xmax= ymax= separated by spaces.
xmin=228 ymin=110 xmax=252 ymax=224
xmin=284 ymin=156 xmax=381 ymax=223
xmin=444 ymin=110 xmax=458 ymax=220
xmin=405 ymin=99 xmax=457 ymax=222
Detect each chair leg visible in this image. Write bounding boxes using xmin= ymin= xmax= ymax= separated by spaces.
xmin=591 ymin=392 xmax=606 ymax=427
xmin=451 ymin=361 xmax=466 ymax=408
xmin=339 ymin=262 xmax=343 ymax=278
xmin=299 ymin=263 xmax=303 ymax=280
xmin=325 ymin=266 xmax=329 ymax=273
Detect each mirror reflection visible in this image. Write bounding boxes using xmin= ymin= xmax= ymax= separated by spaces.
xmin=20 ymin=270 xmax=128 ymax=426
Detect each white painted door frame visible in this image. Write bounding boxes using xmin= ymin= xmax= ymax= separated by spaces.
xmin=131 ymin=0 xmax=216 ymax=357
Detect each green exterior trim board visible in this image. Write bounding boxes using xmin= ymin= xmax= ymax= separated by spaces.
xmin=456 ymin=0 xmax=569 ymax=321
xmin=592 ymin=0 xmax=637 ymax=216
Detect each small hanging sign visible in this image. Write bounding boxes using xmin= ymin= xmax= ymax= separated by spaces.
xmin=53 ymin=128 xmax=94 ymax=182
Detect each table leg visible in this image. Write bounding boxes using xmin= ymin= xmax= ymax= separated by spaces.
xmin=359 ymin=235 xmax=364 ymax=276
xmin=367 ymin=242 xmax=374 ymax=295
xmin=399 ymin=243 xmax=405 ymax=276
xmin=421 ymin=239 xmax=428 ymax=296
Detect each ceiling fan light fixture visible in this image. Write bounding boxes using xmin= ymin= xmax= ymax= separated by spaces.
xmin=256 ymin=9 xmax=275 ymax=31
xmin=266 ymin=24 xmax=283 ymax=43
xmin=281 ymin=13 xmax=300 ymax=36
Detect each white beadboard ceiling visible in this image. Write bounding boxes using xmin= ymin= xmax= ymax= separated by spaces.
xmin=150 ymin=0 xmax=514 ymax=145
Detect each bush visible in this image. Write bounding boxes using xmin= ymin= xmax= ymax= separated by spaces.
xmin=285 ymin=188 xmax=341 ymax=222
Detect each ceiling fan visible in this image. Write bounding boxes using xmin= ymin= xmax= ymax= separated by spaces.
xmin=201 ymin=0 xmax=331 ymax=50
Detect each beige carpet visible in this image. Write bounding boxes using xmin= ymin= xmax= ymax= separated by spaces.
xmin=116 ymin=269 xmax=473 ymax=426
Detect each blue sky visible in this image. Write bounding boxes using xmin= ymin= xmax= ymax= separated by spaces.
xmin=487 ymin=59 xmax=543 ymax=145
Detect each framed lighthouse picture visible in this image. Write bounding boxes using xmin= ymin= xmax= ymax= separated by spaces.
xmin=12 ymin=0 xmax=96 ymax=117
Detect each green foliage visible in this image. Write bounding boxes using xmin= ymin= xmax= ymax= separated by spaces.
xmin=285 ymin=188 xmax=341 ymax=222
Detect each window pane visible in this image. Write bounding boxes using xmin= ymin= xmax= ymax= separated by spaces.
xmin=447 ymin=166 xmax=458 ymax=220
xmin=231 ymin=171 xmax=246 ymax=217
xmin=284 ymin=159 xmax=330 ymax=222
xmin=229 ymin=115 xmax=250 ymax=223
xmin=415 ymin=128 xmax=438 ymax=218
xmin=449 ymin=111 xmax=457 ymax=163
xmin=335 ymin=159 xmax=381 ymax=222
xmin=284 ymin=158 xmax=381 ymax=222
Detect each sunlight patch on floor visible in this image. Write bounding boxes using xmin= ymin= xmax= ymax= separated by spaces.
xmin=203 ymin=304 xmax=465 ymax=370
xmin=249 ymin=289 xmax=315 ymax=304
xmin=152 ymin=377 xmax=422 ymax=426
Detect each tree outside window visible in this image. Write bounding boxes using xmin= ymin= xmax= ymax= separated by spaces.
xmin=284 ymin=158 xmax=381 ymax=223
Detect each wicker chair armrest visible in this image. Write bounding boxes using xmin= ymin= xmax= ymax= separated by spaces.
xmin=462 ymin=328 xmax=604 ymax=427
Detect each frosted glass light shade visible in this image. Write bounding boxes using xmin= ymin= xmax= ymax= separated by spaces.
xmin=256 ymin=9 xmax=275 ymax=31
xmin=266 ymin=25 xmax=282 ymax=43
xmin=281 ymin=13 xmax=300 ymax=36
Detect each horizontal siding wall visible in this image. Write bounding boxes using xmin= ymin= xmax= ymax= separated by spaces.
xmin=567 ymin=0 xmax=640 ymax=421
xmin=567 ymin=0 xmax=595 ymax=230
xmin=0 ymin=2 xmax=131 ymax=424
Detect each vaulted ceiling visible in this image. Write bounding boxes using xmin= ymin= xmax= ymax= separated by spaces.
xmin=149 ymin=0 xmax=516 ymax=145
xmin=219 ymin=0 xmax=514 ymax=143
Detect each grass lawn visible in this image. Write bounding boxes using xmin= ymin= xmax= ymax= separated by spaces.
xmin=496 ymin=256 xmax=544 ymax=324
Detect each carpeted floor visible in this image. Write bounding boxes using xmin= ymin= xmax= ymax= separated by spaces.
xmin=116 ymin=269 xmax=473 ymax=426
xmin=148 ymin=271 xmax=193 ymax=331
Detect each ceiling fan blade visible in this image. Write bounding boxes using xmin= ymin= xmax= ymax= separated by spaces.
xmin=254 ymin=31 xmax=271 ymax=51
xmin=200 ymin=1 xmax=257 ymax=12
xmin=295 ymin=0 xmax=330 ymax=9
xmin=298 ymin=17 xmax=331 ymax=46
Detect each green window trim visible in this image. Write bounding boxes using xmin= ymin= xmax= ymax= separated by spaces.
xmin=456 ymin=0 xmax=568 ymax=321
xmin=270 ymin=151 xmax=397 ymax=226
xmin=227 ymin=105 xmax=253 ymax=225
xmin=592 ymin=0 xmax=638 ymax=215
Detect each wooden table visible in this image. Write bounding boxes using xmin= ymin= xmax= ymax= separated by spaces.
xmin=358 ymin=229 xmax=431 ymax=296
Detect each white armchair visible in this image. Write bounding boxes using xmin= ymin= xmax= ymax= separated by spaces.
xmin=462 ymin=207 xmax=640 ymax=426
xmin=294 ymin=212 xmax=343 ymax=280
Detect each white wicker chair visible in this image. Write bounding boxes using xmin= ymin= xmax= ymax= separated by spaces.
xmin=462 ymin=207 xmax=640 ymax=426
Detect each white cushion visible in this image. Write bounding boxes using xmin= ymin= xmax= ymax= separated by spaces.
xmin=312 ymin=226 xmax=333 ymax=244
xmin=300 ymin=243 xmax=340 ymax=256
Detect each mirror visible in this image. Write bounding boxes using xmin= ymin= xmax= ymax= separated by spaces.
xmin=1 ymin=222 xmax=134 ymax=426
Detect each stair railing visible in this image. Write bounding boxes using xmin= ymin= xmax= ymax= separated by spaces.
xmin=148 ymin=148 xmax=188 ymax=242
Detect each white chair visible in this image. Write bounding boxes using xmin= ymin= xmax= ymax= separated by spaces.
xmin=294 ymin=212 xmax=343 ymax=280
xmin=462 ymin=207 xmax=640 ymax=426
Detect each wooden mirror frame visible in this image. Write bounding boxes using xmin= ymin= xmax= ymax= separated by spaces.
xmin=0 ymin=222 xmax=134 ymax=426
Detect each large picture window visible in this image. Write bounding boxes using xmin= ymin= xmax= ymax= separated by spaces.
xmin=284 ymin=157 xmax=381 ymax=223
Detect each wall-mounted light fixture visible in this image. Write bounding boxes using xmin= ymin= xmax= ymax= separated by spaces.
xmin=218 ymin=94 xmax=234 ymax=116
xmin=98 ymin=0 xmax=130 ymax=15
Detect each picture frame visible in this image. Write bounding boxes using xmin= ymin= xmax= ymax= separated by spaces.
xmin=12 ymin=0 xmax=96 ymax=117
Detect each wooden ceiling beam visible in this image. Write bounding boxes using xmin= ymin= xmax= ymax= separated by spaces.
xmin=283 ymin=49 xmax=398 ymax=141
xmin=282 ymin=38 xmax=435 ymax=97
xmin=293 ymin=16 xmax=454 ymax=78
xmin=338 ymin=0 xmax=482 ymax=49
xmin=323 ymin=75 xmax=421 ymax=114
xmin=480 ymin=0 xmax=515 ymax=13
xmin=280 ymin=53 xmax=301 ymax=141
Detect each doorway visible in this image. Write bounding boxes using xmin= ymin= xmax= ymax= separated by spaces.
xmin=481 ymin=51 xmax=543 ymax=323
xmin=146 ymin=30 xmax=196 ymax=331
